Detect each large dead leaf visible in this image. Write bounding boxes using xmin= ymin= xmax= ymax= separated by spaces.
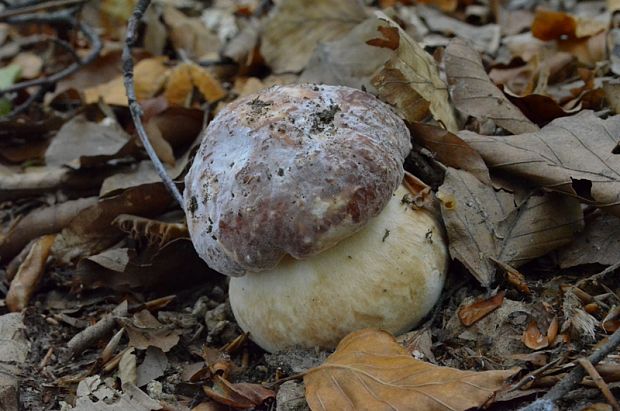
xmin=558 ymin=212 xmax=620 ymax=268
xmin=459 ymin=111 xmax=620 ymax=217
xmin=83 ymin=57 xmax=169 ymax=106
xmin=122 ymin=309 xmax=181 ymax=352
xmin=371 ymin=13 xmax=458 ymax=132
xmin=408 ymin=122 xmax=491 ymax=184
xmin=45 ymin=116 xmax=131 ymax=168
xmin=0 ymin=197 xmax=97 ymax=262
xmin=437 ymin=168 xmax=583 ymax=286
xmin=52 ymin=183 xmax=173 ymax=264
xmin=304 ymin=329 xmax=515 ymax=411
xmin=300 ymin=17 xmax=394 ymax=91
xmin=260 ymin=0 xmax=367 ymax=73
xmin=162 ymin=6 xmax=220 ymax=59
xmin=444 ymin=38 xmax=539 ymax=135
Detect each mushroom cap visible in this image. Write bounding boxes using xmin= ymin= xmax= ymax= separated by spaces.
xmin=184 ymin=84 xmax=412 ymax=276
xmin=229 ymin=184 xmax=448 ymax=353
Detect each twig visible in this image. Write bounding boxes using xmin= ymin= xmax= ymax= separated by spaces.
xmin=520 ymin=326 xmax=620 ymax=410
xmin=122 ymin=0 xmax=184 ymax=207
xmin=0 ymin=0 xmax=86 ymax=20
xmin=577 ymin=357 xmax=620 ymax=410
xmin=576 ymin=261 xmax=620 ymax=289
xmin=509 ymin=357 xmax=563 ymax=392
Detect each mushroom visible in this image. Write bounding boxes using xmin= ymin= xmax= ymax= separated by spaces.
xmin=184 ymin=84 xmax=448 ymax=352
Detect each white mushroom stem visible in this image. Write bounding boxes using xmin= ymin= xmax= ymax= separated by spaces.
xmin=229 ymin=184 xmax=448 ymax=353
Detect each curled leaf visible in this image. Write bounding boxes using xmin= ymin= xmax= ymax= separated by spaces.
xmin=458 ymin=290 xmax=506 ymax=326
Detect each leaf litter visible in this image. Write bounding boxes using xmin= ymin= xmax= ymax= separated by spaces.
xmin=0 ymin=0 xmax=619 ymax=410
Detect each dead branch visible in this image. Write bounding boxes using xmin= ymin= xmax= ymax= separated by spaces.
xmin=576 ymin=357 xmax=620 ymax=410
xmin=122 ymin=0 xmax=184 ymax=207
xmin=0 ymin=3 xmax=101 ymax=117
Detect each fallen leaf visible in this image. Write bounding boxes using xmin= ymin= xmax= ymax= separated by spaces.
xmin=522 ymin=320 xmax=549 ymax=350
xmin=84 ymin=57 xmax=169 ymax=106
xmin=304 ymin=329 xmax=515 ymax=411
xmin=459 ymin=111 xmax=620 ymax=217
xmin=45 ymin=115 xmax=131 ymax=168
xmin=72 ymin=379 xmax=162 ymax=410
xmin=438 ymin=168 xmax=583 ymax=285
xmin=371 ymin=13 xmax=458 ymax=131
xmin=119 ymin=348 xmax=137 ymax=386
xmin=203 ymin=375 xmax=275 ymax=409
xmin=10 ymin=52 xmax=42 ymax=79
xmin=458 ymin=290 xmax=506 ymax=326
xmin=445 ymin=38 xmax=539 ymax=135
xmin=531 ymin=9 xmax=607 ymax=41
xmin=300 ymin=16 xmax=406 ymax=92
xmin=492 ymin=259 xmax=531 ymax=295
xmin=112 ymin=215 xmax=188 ymax=247
xmin=558 ymin=212 xmax=620 ymax=268
xmin=547 ymin=317 xmax=559 ymax=345
xmin=164 ymin=63 xmax=227 ymax=106
xmin=417 ymin=5 xmax=501 ymax=54
xmin=0 ymin=197 xmax=97 ymax=262
xmin=123 ymin=309 xmax=181 ymax=352
xmin=136 ymin=347 xmax=168 ymax=387
xmin=162 ymin=6 xmax=220 ymax=59
xmin=52 ymin=183 xmax=172 ymax=264
xmin=260 ymin=0 xmax=367 ymax=73
xmin=75 ymin=238 xmax=209 ymax=291
xmin=408 ymin=122 xmax=491 ymax=184
xmin=0 ymin=313 xmax=29 ymax=411
xmin=6 ymin=234 xmax=56 ymax=312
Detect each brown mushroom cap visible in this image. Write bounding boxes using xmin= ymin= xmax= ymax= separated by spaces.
xmin=184 ymin=84 xmax=411 ymax=276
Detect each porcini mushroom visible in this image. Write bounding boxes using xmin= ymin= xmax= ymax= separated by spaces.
xmin=184 ymin=84 xmax=448 ymax=352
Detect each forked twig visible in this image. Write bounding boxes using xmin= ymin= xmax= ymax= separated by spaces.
xmin=122 ymin=0 xmax=184 ymax=207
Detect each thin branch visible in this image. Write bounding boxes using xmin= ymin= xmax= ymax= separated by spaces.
xmin=122 ymin=0 xmax=184 ymax=207
xmin=577 ymin=357 xmax=620 ymax=411
xmin=521 ymin=326 xmax=620 ymax=410
xmin=0 ymin=0 xmax=86 ymax=21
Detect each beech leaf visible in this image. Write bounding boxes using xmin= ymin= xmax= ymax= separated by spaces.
xmin=304 ymin=329 xmax=515 ymax=411
xmin=459 ymin=111 xmax=620 ymax=217
xmin=445 ymin=38 xmax=539 ymax=135
xmin=260 ymin=0 xmax=367 ymax=73
xmin=437 ymin=168 xmax=583 ymax=286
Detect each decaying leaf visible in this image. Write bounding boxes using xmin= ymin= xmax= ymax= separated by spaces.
xmin=0 ymin=197 xmax=97 ymax=262
xmin=203 ymin=375 xmax=275 ymax=409
xmin=260 ymin=0 xmax=367 ymax=73
xmin=75 ymin=238 xmax=208 ymax=291
xmin=458 ymin=290 xmax=506 ymax=326
xmin=459 ymin=111 xmax=620 ymax=217
xmin=522 ymin=320 xmax=549 ymax=350
xmin=164 ymin=63 xmax=226 ymax=106
xmin=492 ymin=259 xmax=531 ymax=295
xmin=84 ymin=57 xmax=169 ymax=106
xmin=162 ymin=6 xmax=220 ymax=59
xmin=445 ymin=38 xmax=539 ymax=135
xmin=6 ymin=234 xmax=56 ymax=312
xmin=304 ymin=329 xmax=515 ymax=411
xmin=45 ymin=115 xmax=132 ymax=168
xmin=558 ymin=212 xmax=620 ymax=268
xmin=531 ymin=9 xmax=607 ymax=41
xmin=438 ymin=168 xmax=583 ymax=285
xmin=122 ymin=309 xmax=181 ymax=352
xmin=371 ymin=13 xmax=458 ymax=132
xmin=112 ymin=214 xmax=188 ymax=247
xmin=409 ymin=122 xmax=491 ymax=184
xmin=52 ymin=183 xmax=172 ymax=264
xmin=71 ymin=378 xmax=162 ymax=411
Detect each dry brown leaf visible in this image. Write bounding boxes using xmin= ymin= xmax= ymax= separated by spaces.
xmin=558 ymin=212 xmax=620 ymax=268
xmin=304 ymin=329 xmax=515 ymax=411
xmin=123 ymin=309 xmax=181 ymax=352
xmin=52 ymin=183 xmax=173 ymax=264
xmin=459 ymin=111 xmax=620 ymax=217
xmin=531 ymin=9 xmax=607 ymax=41
xmin=417 ymin=0 xmax=457 ymax=12
xmin=301 ymin=17 xmax=394 ymax=91
xmin=45 ymin=115 xmax=132 ymax=168
xmin=445 ymin=38 xmax=539 ymax=135
xmin=164 ymin=63 xmax=226 ymax=106
xmin=75 ymin=239 xmax=209 ymax=291
xmin=547 ymin=317 xmax=559 ymax=345
xmin=260 ymin=0 xmax=367 ymax=73
xmin=0 ymin=197 xmax=97 ymax=262
xmin=6 ymin=234 xmax=56 ymax=312
xmin=416 ymin=5 xmax=500 ymax=54
xmin=84 ymin=57 xmax=168 ymax=106
xmin=203 ymin=375 xmax=275 ymax=409
xmin=189 ymin=64 xmax=227 ymax=103
xmin=458 ymin=291 xmax=506 ymax=326
xmin=492 ymin=259 xmax=531 ymax=295
xmin=162 ymin=6 xmax=220 ymax=59
xmin=408 ymin=122 xmax=491 ymax=184
xmin=112 ymin=215 xmax=188 ymax=247
xmin=522 ymin=320 xmax=549 ymax=350
xmin=371 ymin=14 xmax=458 ymax=132
xmin=437 ymin=168 xmax=583 ymax=285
